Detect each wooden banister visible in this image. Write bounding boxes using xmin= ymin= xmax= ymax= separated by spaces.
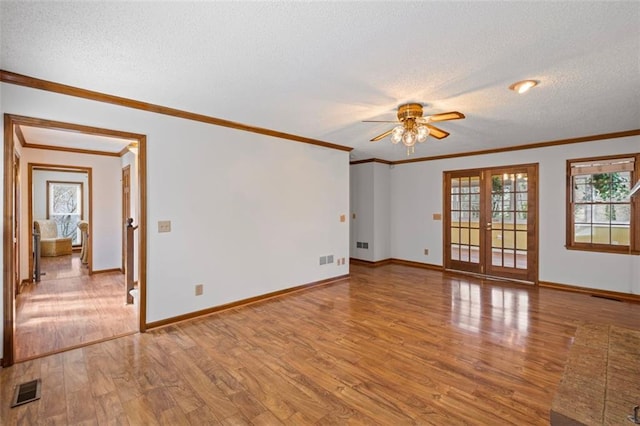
xmin=125 ymin=218 xmax=138 ymax=304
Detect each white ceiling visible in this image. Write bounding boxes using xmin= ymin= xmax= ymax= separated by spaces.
xmin=19 ymin=125 xmax=134 ymax=154
xmin=1 ymin=1 xmax=639 ymax=161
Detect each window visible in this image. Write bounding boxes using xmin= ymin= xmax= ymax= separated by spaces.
xmin=567 ymin=154 xmax=639 ymax=254
xmin=47 ymin=181 xmax=83 ymax=245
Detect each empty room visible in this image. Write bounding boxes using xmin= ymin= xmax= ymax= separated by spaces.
xmin=1 ymin=1 xmax=639 ymax=425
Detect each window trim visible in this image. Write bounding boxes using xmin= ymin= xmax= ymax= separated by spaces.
xmin=566 ymin=153 xmax=640 ymax=255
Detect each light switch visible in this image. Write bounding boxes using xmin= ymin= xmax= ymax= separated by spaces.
xmin=433 ymin=213 xmax=442 ymax=221
xmin=158 ymin=220 xmax=171 ymax=233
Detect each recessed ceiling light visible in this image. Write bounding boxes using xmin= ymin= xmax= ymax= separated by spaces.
xmin=509 ymin=80 xmax=539 ymax=94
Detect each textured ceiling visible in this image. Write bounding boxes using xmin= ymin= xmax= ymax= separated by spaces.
xmin=1 ymin=1 xmax=639 ymax=161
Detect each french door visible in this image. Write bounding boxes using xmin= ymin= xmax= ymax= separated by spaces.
xmin=444 ymin=164 xmax=538 ymax=282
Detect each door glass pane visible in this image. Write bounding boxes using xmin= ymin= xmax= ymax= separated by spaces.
xmin=460 ymin=245 xmax=469 ymax=262
xmin=451 ymin=178 xmax=460 ymax=190
xmin=503 ymin=249 xmax=515 ymax=268
xmin=516 ymin=173 xmax=528 ymax=191
xmin=516 ymin=231 xmax=527 ymax=250
xmin=492 ymin=249 xmax=502 ymax=266
xmin=451 ymin=193 xmax=460 ymax=209
xmin=460 ymin=228 xmax=470 ymax=245
xmin=451 ymin=228 xmax=460 ymax=244
xmin=516 ymin=250 xmax=527 ymax=269
xmin=516 ymin=193 xmax=527 ymax=211
xmin=470 ymin=228 xmax=479 ymax=246
xmin=503 ymin=231 xmax=515 ymax=249
xmin=469 ymin=246 xmax=479 ymax=264
xmin=470 ymin=176 xmax=480 ymax=193
xmin=451 ymin=244 xmax=460 ymax=261
xmin=492 ymin=230 xmax=503 ymax=248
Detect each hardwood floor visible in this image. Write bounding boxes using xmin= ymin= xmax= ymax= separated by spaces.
xmin=14 ymin=253 xmax=137 ymax=361
xmin=2 ymin=263 xmax=639 ymax=425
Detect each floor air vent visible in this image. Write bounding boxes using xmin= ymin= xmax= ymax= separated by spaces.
xmin=11 ymin=379 xmax=41 ymax=408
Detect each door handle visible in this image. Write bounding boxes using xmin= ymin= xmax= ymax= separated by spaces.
xmin=486 ymin=222 xmax=492 ymax=230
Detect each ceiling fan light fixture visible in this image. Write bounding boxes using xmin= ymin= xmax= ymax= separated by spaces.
xmin=402 ymin=130 xmax=417 ymax=147
xmin=391 ymin=125 xmax=404 ymax=144
xmin=417 ymin=125 xmax=429 ymax=142
xmin=365 ymin=102 xmax=464 ymax=155
xmin=509 ymin=79 xmax=538 ymax=94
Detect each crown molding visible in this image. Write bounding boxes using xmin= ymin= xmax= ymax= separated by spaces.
xmin=0 ymin=70 xmax=353 ymax=153
xmin=349 ymin=158 xmax=393 ymax=165
xmin=391 ymin=130 xmax=640 ymax=165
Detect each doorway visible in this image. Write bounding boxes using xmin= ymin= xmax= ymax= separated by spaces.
xmin=443 ymin=163 xmax=538 ymax=282
xmin=28 ymin=165 xmax=92 ymax=279
xmin=3 ymin=114 xmax=148 ymax=366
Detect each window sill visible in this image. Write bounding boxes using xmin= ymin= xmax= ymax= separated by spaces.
xmin=565 ymin=244 xmax=639 ymax=255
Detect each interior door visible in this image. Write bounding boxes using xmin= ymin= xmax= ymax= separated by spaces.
xmin=122 ymin=165 xmax=131 ymax=272
xmin=14 ymin=153 xmax=20 ymax=295
xmin=445 ymin=172 xmax=482 ymax=274
xmin=445 ymin=164 xmax=538 ymax=282
xmin=483 ymin=165 xmax=537 ymax=282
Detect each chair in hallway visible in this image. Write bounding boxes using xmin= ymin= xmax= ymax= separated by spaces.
xmin=34 ymin=220 xmax=72 ymax=257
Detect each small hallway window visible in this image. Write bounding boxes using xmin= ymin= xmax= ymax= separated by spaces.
xmin=47 ymin=181 xmax=83 ymax=245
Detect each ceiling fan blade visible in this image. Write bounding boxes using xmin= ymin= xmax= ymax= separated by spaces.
xmin=427 ymin=124 xmax=450 ymax=139
xmin=370 ymin=128 xmax=394 ymax=142
xmin=428 ymin=111 xmax=465 ymax=122
xmin=362 ymin=120 xmax=399 ymax=123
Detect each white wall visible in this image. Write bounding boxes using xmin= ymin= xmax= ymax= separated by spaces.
xmin=373 ymin=163 xmax=390 ymax=261
xmin=390 ymin=135 xmax=640 ymax=294
xmin=1 ymin=82 xmax=349 ymax=361
xmin=20 ymin=149 xmax=122 ymax=277
xmin=349 ymin=162 xmax=390 ymax=262
xmin=350 ymin=163 xmax=374 ymax=261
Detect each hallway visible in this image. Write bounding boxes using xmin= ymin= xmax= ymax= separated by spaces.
xmin=15 ymin=253 xmax=137 ymax=360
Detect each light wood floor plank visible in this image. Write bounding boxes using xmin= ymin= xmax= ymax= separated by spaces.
xmin=2 ymin=263 xmax=639 ymax=425
xmin=15 ymin=253 xmax=137 ymax=361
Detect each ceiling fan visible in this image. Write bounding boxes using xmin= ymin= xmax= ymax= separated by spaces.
xmin=364 ymin=103 xmax=465 ymax=155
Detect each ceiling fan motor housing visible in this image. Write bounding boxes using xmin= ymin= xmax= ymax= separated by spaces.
xmin=397 ymin=103 xmax=424 ymax=121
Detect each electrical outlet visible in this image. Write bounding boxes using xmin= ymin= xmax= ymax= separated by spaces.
xmin=424 ymin=249 xmax=429 ymax=255
xmin=195 ymin=284 xmax=203 ymax=296
xmin=158 ymin=220 xmax=171 ymax=233
xmin=340 ymin=214 xmax=346 ymax=222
